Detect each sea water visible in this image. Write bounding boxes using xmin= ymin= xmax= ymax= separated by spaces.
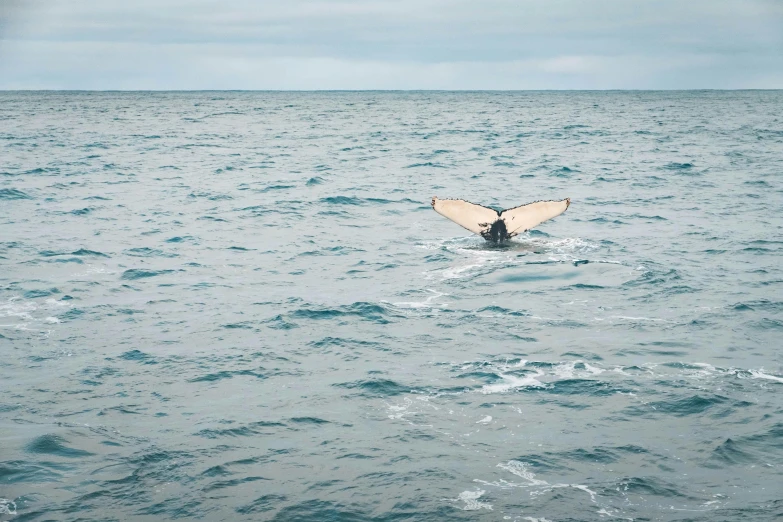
xmin=1 ymin=91 xmax=781 ymax=520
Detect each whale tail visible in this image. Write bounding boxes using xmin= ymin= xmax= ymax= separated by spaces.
xmin=431 ymin=196 xmax=570 ymax=242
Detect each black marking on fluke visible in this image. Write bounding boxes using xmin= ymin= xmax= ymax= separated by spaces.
xmin=482 ymin=219 xmax=509 ymax=243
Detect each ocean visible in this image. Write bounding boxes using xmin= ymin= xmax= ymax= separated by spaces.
xmin=1 ymin=91 xmax=781 ymax=521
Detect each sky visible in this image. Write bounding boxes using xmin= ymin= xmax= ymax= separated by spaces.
xmin=0 ymin=0 xmax=782 ymax=90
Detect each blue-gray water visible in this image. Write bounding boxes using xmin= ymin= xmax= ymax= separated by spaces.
xmin=1 ymin=91 xmax=782 ymax=521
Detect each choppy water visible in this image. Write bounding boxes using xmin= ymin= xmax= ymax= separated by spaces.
xmin=1 ymin=91 xmax=782 ymax=521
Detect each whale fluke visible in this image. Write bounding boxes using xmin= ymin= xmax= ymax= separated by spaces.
xmin=431 ymin=196 xmax=571 ymax=242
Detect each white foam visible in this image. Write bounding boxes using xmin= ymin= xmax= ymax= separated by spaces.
xmin=45 ymin=298 xmax=71 ymax=308
xmin=386 ymin=398 xmax=414 ymax=420
xmin=596 ymin=507 xmax=633 ymax=520
xmin=477 ymin=461 xmax=598 ymax=504
xmin=749 ymin=370 xmax=783 ymax=383
xmin=45 ymin=317 xmax=61 ymax=324
xmin=552 ymin=361 xmax=605 ymax=379
xmin=497 ymin=460 xmax=548 ymax=486
xmin=456 ymin=489 xmax=492 ymax=511
xmin=0 ymin=297 xmax=36 ymax=320
xmin=0 ymin=498 xmax=17 ymax=515
xmin=476 ymin=416 xmax=492 ymax=424
xmin=480 ymin=370 xmax=545 ymax=394
xmin=523 ymin=517 xmax=552 ymax=522
xmin=73 ymin=265 xmax=115 ymax=277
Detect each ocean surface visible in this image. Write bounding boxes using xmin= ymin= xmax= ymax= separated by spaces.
xmin=1 ymin=91 xmax=782 ymax=521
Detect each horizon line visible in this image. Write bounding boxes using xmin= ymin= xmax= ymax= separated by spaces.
xmin=1 ymin=88 xmax=782 ymax=93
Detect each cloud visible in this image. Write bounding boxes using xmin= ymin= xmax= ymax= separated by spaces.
xmin=1 ymin=0 xmax=781 ymax=89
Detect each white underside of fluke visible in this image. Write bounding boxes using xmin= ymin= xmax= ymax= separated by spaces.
xmin=431 ymin=196 xmax=570 ymax=240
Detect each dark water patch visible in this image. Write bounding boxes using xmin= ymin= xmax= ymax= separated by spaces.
xmin=629 ymin=213 xmax=667 ymax=221
xmin=633 ymin=394 xmax=728 ymax=417
xmin=196 ymin=421 xmax=286 ymax=439
xmin=113 ymin=308 xmax=144 ymax=315
xmin=267 ymin=499 xmax=365 ymax=521
xmin=334 ymin=379 xmax=410 ymax=397
xmin=317 ymin=209 xmax=353 ymax=218
xmin=568 ymin=283 xmax=604 ymax=290
xmin=263 ymin=314 xmax=298 ymax=330
xmin=165 ymin=235 xmax=196 ymax=243
xmin=613 ymin=476 xmax=693 ymax=498
xmin=0 ymin=188 xmax=33 ymax=200
xmin=0 ymin=460 xmax=63 ymax=483
xmin=290 ymin=417 xmax=330 ymax=425
xmin=118 ymin=349 xmax=157 ymax=364
xmin=290 ymin=302 xmax=395 ymax=324
xmin=125 ymin=247 xmax=177 ymax=258
xmin=456 ymin=370 xmax=503 ymax=383
xmin=731 ymin=300 xmax=783 ymax=312
xmin=625 ymin=267 xmax=680 ymax=287
xmin=71 ymin=248 xmax=110 ymax=257
xmin=261 ymin=184 xmax=294 ymax=192
xmin=551 ymin=166 xmax=578 ymax=176
xmin=306 ymin=176 xmax=325 ymax=185
xmin=708 ymin=423 xmax=783 ymax=468
xmin=61 ymin=308 xmax=85 ymax=320
xmin=561 ymin=447 xmax=620 ymax=463
xmin=365 ymin=197 xmax=396 ymax=205
xmin=236 ymin=494 xmax=288 ymax=515
xmin=121 ymin=269 xmax=174 ymax=280
xmin=476 ymin=305 xmax=528 ymax=316
xmin=309 ymin=337 xmax=384 ymax=350
xmin=23 ymin=167 xmax=60 ymax=175
xmin=404 ymin=162 xmax=447 ymax=168
xmin=544 ymin=379 xmax=618 ymax=397
xmin=662 ymin=162 xmax=694 ymax=170
xmin=742 ymin=246 xmax=773 ymax=254
xmin=508 ymin=454 xmax=571 ymax=472
xmin=337 ymin=452 xmax=375 ymax=459
xmin=708 ymin=438 xmax=759 ymax=467
xmin=69 ymin=207 xmax=93 ymax=215
xmin=320 ymin=195 xmax=363 ymax=205
xmin=203 ymin=476 xmax=271 ymax=493
xmin=750 ymin=318 xmax=783 ymax=330
xmin=300 ymin=245 xmax=363 ymax=257
xmin=189 ymin=191 xmax=233 ymax=201
xmin=561 ymin=351 xmax=603 ymax=361
xmin=25 ymin=434 xmax=95 ymax=458
xmin=189 ymin=369 xmax=265 ymax=382
xmin=221 ymin=321 xmax=255 ymax=329
xmin=23 ymin=288 xmax=59 ymax=299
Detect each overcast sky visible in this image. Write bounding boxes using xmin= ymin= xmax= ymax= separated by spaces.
xmin=1 ymin=0 xmax=781 ymax=89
